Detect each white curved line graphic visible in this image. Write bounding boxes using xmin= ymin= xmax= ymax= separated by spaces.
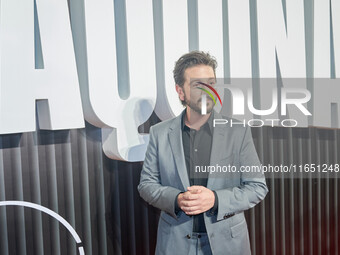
xmin=0 ymin=201 xmax=85 ymax=255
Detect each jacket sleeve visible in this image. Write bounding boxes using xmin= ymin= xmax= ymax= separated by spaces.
xmin=137 ymin=125 xmax=182 ymax=219
xmin=215 ymin=125 xmax=268 ymax=221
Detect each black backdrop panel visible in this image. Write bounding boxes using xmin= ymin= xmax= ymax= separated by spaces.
xmin=0 ymin=122 xmax=339 ymax=255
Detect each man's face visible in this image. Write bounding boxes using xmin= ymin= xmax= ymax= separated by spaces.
xmin=176 ymin=65 xmax=216 ymax=114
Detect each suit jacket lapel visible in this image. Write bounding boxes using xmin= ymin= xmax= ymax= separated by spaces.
xmin=168 ymin=109 xmax=226 ymax=190
xmin=168 ymin=109 xmax=190 ymax=190
xmin=207 ymin=111 xmax=225 ymax=189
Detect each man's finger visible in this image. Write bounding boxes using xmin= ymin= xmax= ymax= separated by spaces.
xmin=185 ymin=209 xmax=203 ymax=215
xmin=182 ymin=206 xmax=200 ymax=213
xmin=183 ymin=193 xmax=200 ymax=200
xmin=188 ymin=189 xmax=202 ymax=194
xmin=181 ymin=200 xmax=200 ymax=207
xmin=188 ymin=185 xmax=204 ymax=190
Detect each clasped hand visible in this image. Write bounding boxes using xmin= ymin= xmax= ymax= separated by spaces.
xmin=177 ymin=185 xmax=215 ymax=215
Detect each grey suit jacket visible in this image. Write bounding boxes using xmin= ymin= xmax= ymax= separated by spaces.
xmin=138 ymin=109 xmax=268 ymax=255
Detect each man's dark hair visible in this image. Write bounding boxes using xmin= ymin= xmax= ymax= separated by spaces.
xmin=173 ymin=51 xmax=217 ymax=87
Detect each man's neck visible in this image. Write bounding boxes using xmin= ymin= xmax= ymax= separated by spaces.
xmin=184 ymin=107 xmax=211 ymax=130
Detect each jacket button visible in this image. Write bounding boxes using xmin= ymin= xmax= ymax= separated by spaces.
xmin=186 ymin=234 xmax=191 ymax=239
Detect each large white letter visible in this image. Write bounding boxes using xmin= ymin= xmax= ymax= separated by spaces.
xmin=314 ymin=0 xmax=340 ymax=78
xmin=0 ymin=0 xmax=84 ymax=134
xmin=257 ymin=0 xmax=306 ymax=77
xmin=256 ymin=0 xmax=308 ymax=126
xmin=198 ymin=0 xmax=224 ymax=78
xmin=70 ymin=0 xmax=157 ymax=161
xmin=313 ymin=0 xmax=340 ymax=128
xmin=228 ymin=0 xmax=252 ymax=78
xmin=154 ymin=0 xmax=190 ymax=120
xmin=313 ymin=79 xmax=340 ymax=128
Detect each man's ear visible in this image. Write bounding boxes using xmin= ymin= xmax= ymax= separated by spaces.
xmin=175 ymin=84 xmax=185 ymax=101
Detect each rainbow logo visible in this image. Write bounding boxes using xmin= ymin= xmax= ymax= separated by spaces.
xmin=196 ymin=82 xmax=223 ymax=106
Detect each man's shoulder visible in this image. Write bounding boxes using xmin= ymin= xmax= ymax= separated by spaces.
xmin=150 ymin=115 xmax=179 ymax=134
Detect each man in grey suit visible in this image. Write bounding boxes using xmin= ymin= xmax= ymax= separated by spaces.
xmin=138 ymin=51 xmax=268 ymax=255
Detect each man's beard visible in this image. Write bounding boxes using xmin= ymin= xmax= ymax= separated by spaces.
xmin=183 ymin=93 xmax=214 ymax=114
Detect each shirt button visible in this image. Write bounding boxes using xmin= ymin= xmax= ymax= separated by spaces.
xmin=194 ymin=149 xmax=198 ymax=152
xmin=186 ymin=234 xmax=191 ymax=239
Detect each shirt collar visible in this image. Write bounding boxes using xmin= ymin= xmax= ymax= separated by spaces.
xmin=181 ymin=107 xmax=215 ymax=134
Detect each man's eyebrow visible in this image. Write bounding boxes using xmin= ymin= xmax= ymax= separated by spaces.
xmin=197 ymin=81 xmax=208 ymax=86
xmin=190 ymin=78 xmax=216 ymax=84
xmin=189 ymin=79 xmax=201 ymax=84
